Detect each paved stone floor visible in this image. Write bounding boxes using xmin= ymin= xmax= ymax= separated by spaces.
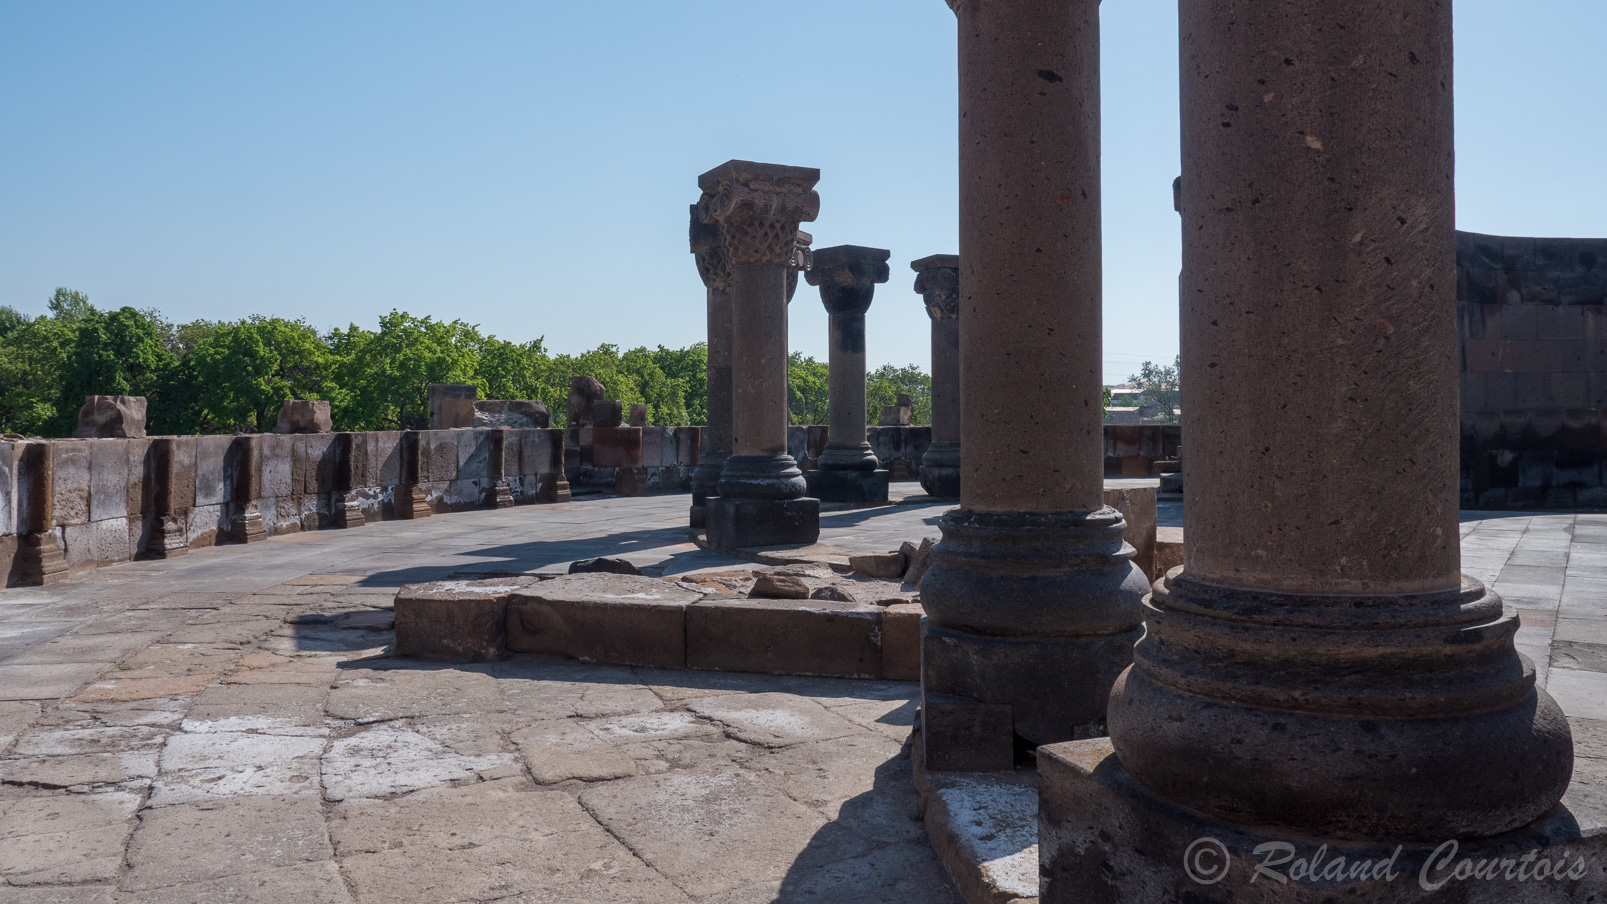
xmin=0 ymin=487 xmax=1602 ymax=903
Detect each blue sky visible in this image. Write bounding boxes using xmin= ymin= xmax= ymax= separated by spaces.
xmin=2 ymin=1 xmax=1603 ymax=384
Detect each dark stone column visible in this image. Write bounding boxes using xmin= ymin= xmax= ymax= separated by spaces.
xmin=688 ymin=205 xmax=733 ymax=528
xmin=913 ymin=255 xmax=960 ymax=499
xmin=804 ymin=245 xmax=891 ymax=504
xmin=1098 ymin=0 xmax=1572 ymax=843
xmin=699 ymin=160 xmax=822 ymax=549
xmin=920 ymin=0 xmax=1146 ymax=772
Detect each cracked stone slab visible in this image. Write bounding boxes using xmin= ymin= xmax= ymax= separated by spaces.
xmin=150 ymin=731 xmax=327 ymax=806
xmin=123 ymin=794 xmax=334 ymax=891
xmin=685 ymin=693 xmax=866 ymax=748
xmin=324 ymin=668 xmax=508 ymax=723
xmin=924 ymin=773 xmax=1040 ymax=904
xmin=705 ymin=841 xmax=962 ymax=904
xmin=331 ymin=777 xmax=692 ymax=904
xmin=578 ymin=769 xmax=874 ymax=898
xmin=747 ymin=733 xmax=925 ymax=844
xmin=112 ymin=860 xmax=353 ymax=904
xmin=11 ymin=725 xmax=169 ymax=758
xmin=0 ymin=790 xmax=140 ymax=886
xmin=320 ymin=723 xmax=516 ymax=801
xmin=494 ymin=658 xmax=663 ymax=720
xmin=0 ymin=663 xmax=117 ymax=701
xmin=182 ymin=683 xmax=329 ymax=734
xmin=0 ymin=750 xmax=158 ymax=789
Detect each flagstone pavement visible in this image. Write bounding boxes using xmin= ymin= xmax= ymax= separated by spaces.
xmin=0 ymin=486 xmax=1602 ymax=903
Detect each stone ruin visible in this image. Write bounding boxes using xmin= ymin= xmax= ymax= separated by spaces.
xmin=72 ymin=394 xmax=146 ymax=438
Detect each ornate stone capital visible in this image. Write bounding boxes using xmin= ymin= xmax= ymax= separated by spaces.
xmin=912 ymin=254 xmax=960 ymax=320
xmin=808 ymin=245 xmax=891 ymax=317
xmin=697 ymin=160 xmax=821 ymax=267
xmin=689 ymin=204 xmax=730 ymax=292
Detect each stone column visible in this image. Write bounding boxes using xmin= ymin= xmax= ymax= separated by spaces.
xmin=804 ymin=245 xmax=891 ymax=504
xmin=698 ymin=160 xmax=822 ymax=549
xmin=688 ymin=205 xmax=733 ymax=529
xmin=1040 ymin=1 xmax=1578 ymax=898
xmin=912 ymin=255 xmax=960 ymax=499
xmin=919 ymin=0 xmax=1147 ymax=772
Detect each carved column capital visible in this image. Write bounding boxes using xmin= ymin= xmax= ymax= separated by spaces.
xmin=697 ymin=160 xmax=821 ymax=267
xmin=689 ymin=204 xmax=730 ymax=292
xmin=808 ymin=245 xmax=891 ymax=316
xmin=785 ymin=229 xmax=813 ymax=304
xmin=911 ymin=254 xmax=961 ymax=320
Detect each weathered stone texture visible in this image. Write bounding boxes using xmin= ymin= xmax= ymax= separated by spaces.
xmin=273 ymin=399 xmax=333 ymax=434
xmin=506 ymin=575 xmax=700 ymax=669
xmin=686 ymin=596 xmax=882 ymax=679
xmin=72 ymin=395 xmax=147 ymax=438
xmin=428 ymin=383 xmax=477 ymax=430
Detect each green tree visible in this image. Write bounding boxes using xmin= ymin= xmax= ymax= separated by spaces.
xmin=52 ymin=306 xmax=175 ymax=434
xmin=180 ymin=317 xmax=335 ymax=432
xmin=1126 ymin=355 xmax=1181 ymax=423
xmin=328 ymin=311 xmax=483 ymax=430
xmin=649 ymin=343 xmax=708 ymax=425
xmin=865 ymin=364 xmax=932 ymax=426
xmin=47 ymin=287 xmax=94 ymax=324
xmin=787 ymin=352 xmax=829 ymax=426
xmin=0 ymin=305 xmax=27 ymax=338
xmin=0 ymin=314 xmax=70 ymax=434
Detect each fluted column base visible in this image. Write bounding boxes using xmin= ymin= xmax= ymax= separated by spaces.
xmin=1039 ymin=737 xmax=1604 ymax=904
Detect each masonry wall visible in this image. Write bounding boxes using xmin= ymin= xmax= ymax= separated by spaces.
xmin=1458 ymin=231 xmax=1607 ymax=509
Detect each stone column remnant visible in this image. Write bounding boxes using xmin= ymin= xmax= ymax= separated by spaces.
xmin=689 ymin=204 xmax=734 ymax=528
xmin=1039 ymin=1 xmax=1580 ymax=900
xmin=919 ymin=0 xmax=1146 ymax=772
xmin=1101 ymin=0 xmax=1572 ymax=840
xmin=804 ymin=245 xmax=892 ymax=504
xmin=912 ymin=255 xmax=960 ymax=499
xmin=697 ymin=160 xmax=822 ymax=549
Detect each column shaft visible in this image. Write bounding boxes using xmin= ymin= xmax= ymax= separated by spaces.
xmin=728 ymin=261 xmax=791 ymax=460
xmin=957 ymin=0 xmax=1103 ymax=515
xmin=825 ymin=310 xmax=869 ymax=460
xmin=929 ymin=318 xmax=959 ymax=446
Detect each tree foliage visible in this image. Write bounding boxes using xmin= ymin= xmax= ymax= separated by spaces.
xmin=0 ymin=290 xmax=931 ymax=437
xmin=1126 ymin=355 xmax=1181 ymax=423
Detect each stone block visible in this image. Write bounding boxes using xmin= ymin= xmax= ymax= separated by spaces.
xmin=72 ymin=395 xmax=146 ymax=438
xmin=0 ymin=442 xmax=12 ymax=537
xmin=373 ymin=431 xmax=404 ymax=485
xmin=920 ymin=694 xmax=1015 ymax=772
xmin=1502 ymin=305 xmax=1539 ymax=341
xmin=1038 ymin=737 xmax=1607 ymax=903
xmin=428 ymin=383 xmax=477 ymax=430
xmin=686 ymin=596 xmax=883 ymax=679
xmin=303 ymin=433 xmax=338 ymax=495
xmin=62 ymin=522 xmax=94 ymax=567
xmin=459 ymin=429 xmax=493 ymax=481
xmin=88 ymin=439 xmax=130 ymax=523
xmin=194 ymin=435 xmax=232 ymax=507
xmin=124 ymin=436 xmax=149 ymax=514
xmin=15 ymin=442 xmax=52 ymax=532
xmin=438 ymin=397 xmax=476 ymax=429
xmin=272 ymin=400 xmax=332 ymax=434
xmin=592 ymin=427 xmax=643 ymax=469
xmin=89 ymin=516 xmax=129 ymax=564
xmin=226 ymin=435 xmax=260 ymax=501
xmin=881 ymin=603 xmax=922 ymax=681
xmin=807 ymin=468 xmax=890 ymax=504
xmin=394 ymin=577 xmax=546 ymax=661
xmin=706 ymin=496 xmax=820 ymax=550
xmin=627 ymin=403 xmax=649 ymax=427
xmin=674 ymin=426 xmax=702 ymax=466
xmin=1155 ymin=526 xmax=1184 ymax=581
xmin=424 ymin=431 xmax=459 ymax=483
xmin=505 ymin=574 xmax=701 ymax=669
xmin=640 ymin=427 xmax=667 ymax=467
xmin=331 ymin=433 xmax=364 ymax=492
xmin=591 ymin=399 xmax=623 ymax=428
xmin=1487 ymin=372 xmax=1517 ymax=409
xmin=51 ymin=441 xmax=91 ymax=526
xmin=259 ymin=433 xmax=294 ymax=498
xmin=1103 ymin=485 xmax=1156 ymax=582
xmin=519 ymin=429 xmax=561 ymax=476
xmin=566 ymin=375 xmax=605 ymax=427
xmin=878 ymin=405 xmax=912 ymax=426
xmin=473 ymin=399 xmax=550 ymax=429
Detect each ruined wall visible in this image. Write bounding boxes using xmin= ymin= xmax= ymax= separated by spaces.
xmin=1458 ymin=231 xmax=1607 ymax=508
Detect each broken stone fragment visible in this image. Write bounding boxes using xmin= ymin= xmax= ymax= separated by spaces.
xmin=848 ymin=551 xmax=907 ymax=581
xmin=749 ymin=573 xmax=809 ymax=600
xmin=568 ymin=557 xmax=643 ymax=576
xmin=628 ymin=404 xmax=649 ymax=427
xmin=272 ymin=400 xmax=332 ymax=435
xmin=808 ymin=585 xmax=857 ymax=603
xmin=902 ymin=537 xmax=937 ymax=587
xmin=73 ymin=395 xmax=147 ymax=438
xmin=566 ymin=375 xmax=606 ymax=427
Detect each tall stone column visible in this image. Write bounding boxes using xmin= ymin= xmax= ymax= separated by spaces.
xmin=919 ymin=0 xmax=1147 ymax=771
xmin=699 ymin=160 xmax=822 ymax=549
xmin=912 ymin=255 xmax=960 ymax=499
xmin=804 ymin=245 xmax=891 ymax=504
xmin=1041 ymin=1 xmax=1580 ymax=899
xmin=688 ymin=205 xmax=732 ymax=529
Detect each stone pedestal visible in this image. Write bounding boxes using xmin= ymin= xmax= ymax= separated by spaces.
xmin=698 ymin=160 xmax=822 ymax=550
xmin=1039 ymin=739 xmax=1605 ymax=903
xmin=398 ymin=486 xmax=432 ymax=519
xmin=16 ymin=533 xmax=68 ymax=585
xmin=913 ymin=255 xmax=961 ymax=499
xmin=689 ymin=205 xmax=734 ymax=528
xmin=143 ymin=515 xmax=189 ymax=559
xmin=920 ymin=0 xmax=1144 ymax=768
xmin=806 ymin=244 xmax=891 ymax=505
xmin=331 ymin=494 xmax=365 ymax=529
xmin=1042 ymin=0 xmax=1579 ymax=898
xmin=232 ymin=504 xmax=267 ymax=544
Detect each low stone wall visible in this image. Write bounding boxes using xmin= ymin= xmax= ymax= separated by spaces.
xmin=1457 ymin=231 xmax=1607 ymax=509
xmin=0 ymin=429 xmax=576 ymax=587
xmin=1103 ymin=425 xmax=1181 ymax=478
xmin=563 ymin=425 xmax=703 ymax=494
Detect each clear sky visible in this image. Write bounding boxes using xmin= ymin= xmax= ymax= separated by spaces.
xmin=2 ymin=1 xmax=1603 ymax=384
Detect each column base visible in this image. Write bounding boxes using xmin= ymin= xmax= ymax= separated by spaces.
xmin=231 ymin=505 xmax=267 ymax=544
xmin=921 ymin=620 xmax=1143 ymax=758
xmin=805 ymin=468 xmax=889 ymax=504
xmin=142 ymin=515 xmax=189 ymax=560
xmin=397 ymin=486 xmax=433 ymax=519
xmin=332 ymin=495 xmax=366 ymax=529
xmin=485 ymin=480 xmax=515 ymax=509
xmin=17 ymin=533 xmax=69 ymax=585
xmin=705 ymin=496 xmax=820 ymax=550
xmin=689 ymin=498 xmax=709 ymax=529
xmin=1039 ymin=737 xmax=1607 ymax=903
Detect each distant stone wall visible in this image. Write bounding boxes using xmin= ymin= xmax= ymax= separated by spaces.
xmin=1103 ymin=426 xmax=1181 ymax=478
xmin=1458 ymin=231 xmax=1607 ymax=509
xmin=0 ymin=429 xmax=583 ymax=587
xmin=563 ymin=426 xmax=703 ymax=495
